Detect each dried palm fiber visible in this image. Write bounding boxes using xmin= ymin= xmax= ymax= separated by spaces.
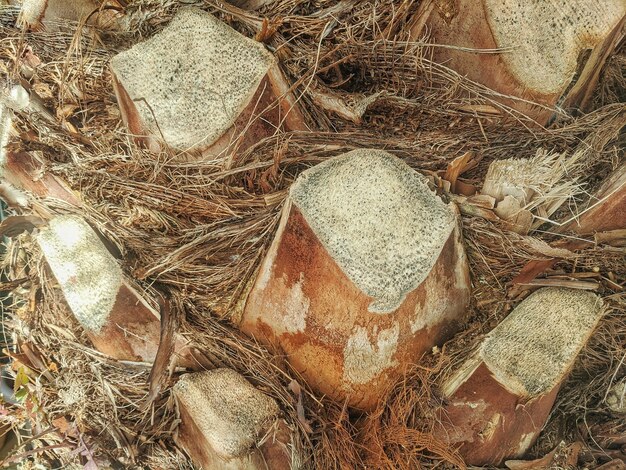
xmin=594 ymin=37 xmax=626 ymax=107
xmin=0 ymin=0 xmax=624 ymax=468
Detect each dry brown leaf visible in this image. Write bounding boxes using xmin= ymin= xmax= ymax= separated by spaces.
xmin=455 ymin=179 xmax=477 ymax=196
xmin=288 ymin=380 xmax=313 ymax=434
xmin=494 ymin=195 xmax=522 ymax=220
xmin=0 ymin=215 xmax=45 ymax=238
xmin=458 ymin=202 xmax=499 ymax=221
xmin=466 ymin=194 xmax=496 ymax=209
xmin=508 ymin=210 xmax=534 ymax=234
xmin=520 ymin=237 xmax=575 ymax=259
xmin=21 ymin=45 xmax=41 ymax=69
xmin=443 ymin=151 xmax=475 ymax=193
xmin=31 ymin=82 xmax=54 ymax=100
xmin=495 ymin=196 xmax=533 ymax=234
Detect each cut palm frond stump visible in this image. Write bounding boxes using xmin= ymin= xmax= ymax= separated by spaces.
xmin=110 ymin=7 xmax=306 ymax=158
xmin=37 ymin=215 xmax=166 ymax=363
xmin=20 ymin=0 xmax=121 ymax=30
xmin=414 ymin=1 xmax=626 ymax=123
xmin=1 ymin=84 xmax=80 ymax=206
xmin=173 ymin=369 xmax=295 ymax=470
xmin=241 ymin=149 xmax=471 ymax=410
xmin=438 ymin=287 xmax=604 ymax=465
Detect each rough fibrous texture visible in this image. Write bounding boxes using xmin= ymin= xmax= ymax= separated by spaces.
xmin=290 ymin=149 xmax=456 ymax=313
xmin=481 ymin=287 xmax=604 ymax=397
xmin=173 ymin=369 xmax=280 ymax=458
xmin=485 ymin=0 xmax=626 ymax=95
xmin=110 ymin=7 xmax=275 ymax=151
xmin=36 ymin=216 xmax=122 ymax=332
